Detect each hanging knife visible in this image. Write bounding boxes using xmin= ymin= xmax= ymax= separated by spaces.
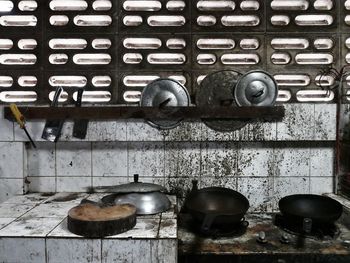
xmin=72 ymin=88 xmax=89 ymax=139
xmin=10 ymin=104 xmax=36 ymax=148
xmin=41 ymin=86 xmax=64 ymax=142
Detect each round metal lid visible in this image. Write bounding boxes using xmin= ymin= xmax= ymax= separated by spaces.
xmin=140 ymin=78 xmax=190 ymax=129
xmin=101 ymin=174 xmax=166 ymax=193
xmin=196 ymin=70 xmax=247 ymax=132
xmin=234 ymin=70 xmax=278 ymax=107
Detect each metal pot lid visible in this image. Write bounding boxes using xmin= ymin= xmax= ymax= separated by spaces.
xmin=234 ymin=70 xmax=278 ymax=107
xmin=93 ymin=174 xmax=166 ymax=193
xmin=196 ymin=70 xmax=247 ymax=132
xmin=140 ymin=78 xmax=191 ymax=130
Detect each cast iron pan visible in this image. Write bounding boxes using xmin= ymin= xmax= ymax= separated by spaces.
xmin=279 ymin=194 xmax=343 ymax=232
xmin=185 ymin=181 xmax=250 ymax=233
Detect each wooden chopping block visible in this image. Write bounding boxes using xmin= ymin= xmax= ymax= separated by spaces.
xmin=67 ymin=201 xmax=137 ymax=237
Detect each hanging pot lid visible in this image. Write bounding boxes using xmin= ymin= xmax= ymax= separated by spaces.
xmin=103 ymin=174 xmax=166 ymax=193
xmin=234 ymin=70 xmax=278 ymax=107
xmin=140 ymin=78 xmax=190 ymax=130
xmin=196 ymin=70 xmax=247 ymax=132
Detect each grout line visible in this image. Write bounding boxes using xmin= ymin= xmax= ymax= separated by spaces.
xmin=90 ymin=142 xmax=93 ymax=188
xmin=54 ymin=143 xmax=57 ymax=193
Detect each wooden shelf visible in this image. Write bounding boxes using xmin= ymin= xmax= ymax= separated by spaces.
xmin=4 ymin=106 xmax=285 ymax=121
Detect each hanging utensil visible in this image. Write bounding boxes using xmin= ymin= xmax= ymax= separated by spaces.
xmin=140 ymin=78 xmax=191 ymax=130
xmin=10 ymin=104 xmax=36 ymax=148
xmin=41 ymin=86 xmax=64 ymax=142
xmin=196 ymin=70 xmax=247 ymax=132
xmin=234 ymin=70 xmax=278 ymax=107
xmin=72 ymin=88 xmax=89 ymax=139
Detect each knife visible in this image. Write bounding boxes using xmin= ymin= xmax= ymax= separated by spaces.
xmin=72 ymin=88 xmax=89 ymax=139
xmin=41 ymin=87 xmax=64 ymax=142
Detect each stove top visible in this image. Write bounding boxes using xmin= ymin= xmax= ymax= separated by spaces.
xmin=178 ymin=213 xmax=350 ymax=258
xmin=184 ymin=216 xmax=249 ymax=238
xmin=274 ymin=214 xmax=341 ymax=241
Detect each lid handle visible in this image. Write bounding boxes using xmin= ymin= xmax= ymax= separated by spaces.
xmin=133 ymin=174 xmax=139 ymax=183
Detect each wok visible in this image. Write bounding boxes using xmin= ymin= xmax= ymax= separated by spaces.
xmin=279 ymin=194 xmax=343 ymax=232
xmin=185 ymin=181 xmax=249 ymax=233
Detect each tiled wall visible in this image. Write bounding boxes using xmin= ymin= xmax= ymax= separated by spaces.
xmin=0 ymin=104 xmax=337 ymax=211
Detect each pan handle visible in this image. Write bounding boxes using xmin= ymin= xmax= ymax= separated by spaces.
xmin=303 ymin=218 xmax=312 ymax=234
xmin=201 ymin=214 xmax=216 ymax=233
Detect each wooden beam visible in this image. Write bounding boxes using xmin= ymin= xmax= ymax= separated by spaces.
xmin=4 ymin=106 xmax=285 ymax=121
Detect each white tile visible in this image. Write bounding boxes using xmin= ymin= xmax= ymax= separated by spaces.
xmin=201 ymin=142 xmax=238 ymax=177
xmin=164 ymin=121 xmax=202 ymax=141
xmin=151 ymin=240 xmax=177 ymax=263
xmin=0 ymin=218 xmax=15 ymax=230
xmin=0 ymin=142 xmax=24 ymax=178
xmin=314 ymin=104 xmax=336 ymax=141
xmin=274 ymin=146 xmax=310 ymax=177
xmin=238 ymin=142 xmax=274 ymax=177
xmin=107 ymin=218 xmax=159 ymax=239
xmin=0 ymin=178 xmax=24 ymax=203
xmin=0 ymin=217 xmax=62 ymax=237
xmin=48 ymin=218 xmax=81 ymax=238
xmin=3 ymin=193 xmax=48 ymax=205
xmin=128 ymin=142 xmax=165 ymax=177
xmin=27 ymin=176 xmax=56 ymax=192
xmin=27 ymin=143 xmax=55 ymax=177
xmin=200 ymin=177 xmax=237 ymax=190
xmin=0 ymin=107 xmax=14 ymax=141
xmin=56 ymin=176 xmax=92 ymax=192
xmin=102 ymin=239 xmax=151 ymax=263
xmin=24 ymin=202 xmax=77 ymax=218
xmin=56 ymin=142 xmax=91 ymax=176
xmin=14 ymin=121 xmax=46 ymax=142
xmin=239 ymin=122 xmax=277 ymax=141
xmin=273 ymin=177 xmax=310 ymax=210
xmin=0 ymin=237 xmax=45 ymax=263
xmin=88 ymin=121 xmax=127 ymax=141
xmin=92 ymin=142 xmax=128 ymax=177
xmin=238 ymin=177 xmax=272 ymax=212
xmin=0 ymin=203 xmax=35 ymax=218
xmin=310 ymin=146 xmax=334 ymax=177
xmin=277 ymin=104 xmax=314 ymax=141
xmin=310 ymin=177 xmax=333 ymax=195
xmin=159 ymin=218 xmax=177 ymax=238
xmin=201 ymin=124 xmax=240 ymax=141
xmin=44 ymin=192 xmax=89 ymax=204
xmin=47 ymin=238 xmax=101 ymax=263
xmin=92 ymin=176 xmax=129 ymax=188
xmin=165 ymin=142 xmax=201 ymax=178
xmin=127 ymin=120 xmax=165 ymax=141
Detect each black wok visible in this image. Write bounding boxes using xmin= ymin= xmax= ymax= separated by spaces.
xmin=185 ymin=181 xmax=249 ymax=233
xmin=279 ymin=194 xmax=343 ymax=232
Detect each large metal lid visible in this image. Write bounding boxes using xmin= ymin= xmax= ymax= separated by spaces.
xmin=196 ymin=70 xmax=247 ymax=132
xmin=234 ymin=70 xmax=278 ymax=107
xmin=140 ymin=78 xmax=190 ymax=129
xmin=94 ymin=174 xmax=166 ymax=193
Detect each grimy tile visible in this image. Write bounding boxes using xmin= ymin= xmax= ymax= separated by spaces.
xmin=127 ymin=120 xmax=165 ymax=141
xmin=0 ymin=238 xmax=45 ymax=263
xmin=201 ymin=142 xmax=238 ymax=177
xmin=56 ymin=142 xmax=92 ymax=176
xmin=92 ymin=142 xmax=128 ymax=177
xmin=0 ymin=178 xmax=24 ymax=203
xmin=165 ymin=142 xmax=201 ymax=178
xmin=277 ymin=104 xmax=315 ymax=141
xmin=314 ymin=104 xmax=337 ymax=141
xmin=164 ymin=121 xmax=203 ymax=141
xmin=0 ymin=142 xmax=24 ymax=179
xmin=47 ymin=238 xmax=101 ymax=263
xmin=310 ymin=146 xmax=334 ymax=177
xmin=310 ymin=177 xmax=334 ymax=195
xmin=0 ymin=107 xmax=13 ymax=141
xmin=27 ymin=142 xmax=55 ymax=177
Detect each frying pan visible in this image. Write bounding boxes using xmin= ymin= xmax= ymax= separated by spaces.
xmin=279 ymin=194 xmax=343 ymax=233
xmin=185 ymin=181 xmax=249 ymax=233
